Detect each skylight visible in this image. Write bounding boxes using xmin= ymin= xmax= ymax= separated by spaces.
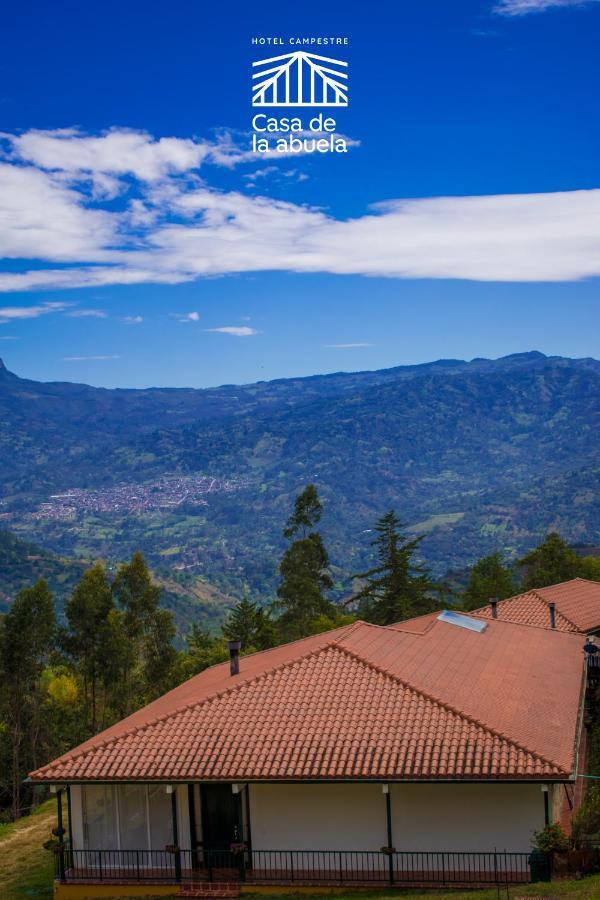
xmin=437 ymin=610 xmax=487 ymax=633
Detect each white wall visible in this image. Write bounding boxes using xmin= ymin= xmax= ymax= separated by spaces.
xmin=248 ymin=783 xmax=546 ymax=853
xmin=391 ymin=783 xmax=545 ymax=852
xmin=249 ymin=784 xmax=388 ymax=851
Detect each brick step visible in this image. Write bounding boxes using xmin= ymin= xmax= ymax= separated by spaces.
xmin=178 ymin=885 xmax=240 ymax=899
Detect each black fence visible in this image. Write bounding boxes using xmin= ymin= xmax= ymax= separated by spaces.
xmin=55 ymin=845 xmax=542 ymax=887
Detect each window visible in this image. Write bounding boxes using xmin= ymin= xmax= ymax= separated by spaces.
xmin=82 ymin=784 xmax=174 ymax=852
xmin=148 ymin=784 xmax=172 ymax=851
xmin=437 ymin=610 xmax=487 ymax=633
xmin=82 ymin=785 xmax=117 ymax=850
xmin=119 ymin=784 xmax=149 ymax=851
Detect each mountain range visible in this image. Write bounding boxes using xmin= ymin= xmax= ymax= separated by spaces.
xmin=0 ymin=351 xmax=598 ymax=625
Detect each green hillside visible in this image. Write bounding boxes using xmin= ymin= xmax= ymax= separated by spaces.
xmin=1 ymin=352 xmax=598 ymax=601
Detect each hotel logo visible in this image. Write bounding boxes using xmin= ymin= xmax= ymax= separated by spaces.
xmin=252 ymin=51 xmax=348 ymax=107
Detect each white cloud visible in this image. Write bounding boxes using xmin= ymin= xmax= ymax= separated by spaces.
xmin=66 ymin=308 xmax=107 ymax=318
xmin=205 ymin=326 xmax=259 ymax=336
xmin=122 ymin=315 xmax=144 ymax=324
xmin=0 ymin=163 xmax=116 ymax=262
xmin=0 ymin=301 xmax=69 ymax=322
xmin=0 ymin=335 xmax=19 ymax=340
xmin=170 ymin=311 xmax=200 ymax=322
xmin=2 ymin=127 xmax=600 ymax=290
xmin=6 ymin=128 xmax=211 ymax=181
xmin=62 ymin=354 xmax=120 ymax=361
xmin=325 ymin=342 xmax=374 ymax=348
xmin=494 ymin=0 xmax=598 ymax=15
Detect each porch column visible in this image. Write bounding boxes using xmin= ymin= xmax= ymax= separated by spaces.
xmin=168 ymin=785 xmax=182 ymax=882
xmin=542 ymin=785 xmax=550 ymax=826
xmin=382 ymin=784 xmax=394 ymax=885
xmin=51 ymin=786 xmax=66 ymax=883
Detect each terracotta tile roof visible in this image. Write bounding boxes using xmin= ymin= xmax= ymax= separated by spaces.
xmin=30 ymin=615 xmax=585 ymax=784
xmin=473 ymin=579 xmax=600 ymax=634
xmin=336 ymin=619 xmax=584 ymax=775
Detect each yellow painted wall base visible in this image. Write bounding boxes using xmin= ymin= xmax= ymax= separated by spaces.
xmin=54 ymin=882 xmax=393 ymax=898
xmin=241 ymin=887 xmax=386 ymax=895
xmin=54 ymin=883 xmax=177 ymax=899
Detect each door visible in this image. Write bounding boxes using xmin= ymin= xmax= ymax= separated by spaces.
xmin=200 ymin=784 xmax=241 ymax=849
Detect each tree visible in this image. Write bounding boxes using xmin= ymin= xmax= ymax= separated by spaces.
xmin=354 ymin=511 xmax=435 ymax=625
xmin=111 ymin=552 xmax=177 ymax=714
xmin=277 ymin=486 xmax=334 ymax=640
xmin=519 ymin=532 xmax=579 ymax=589
xmin=283 ymin=484 xmax=323 ymax=538
xmin=112 ymin=551 xmax=162 ymax=639
xmin=63 ymin=564 xmax=115 ymax=732
xmin=180 ymin=624 xmax=229 ymax=678
xmin=222 ymin=598 xmax=277 ymax=652
xmin=0 ymin=580 xmax=55 ymax=818
xmin=462 ymin=552 xmax=516 ymax=611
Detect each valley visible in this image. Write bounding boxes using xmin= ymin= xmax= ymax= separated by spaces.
xmin=0 ymin=350 xmax=598 ymax=618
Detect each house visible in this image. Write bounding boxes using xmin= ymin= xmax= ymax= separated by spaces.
xmin=473 ymin=578 xmax=600 ymax=634
xmin=30 ymin=605 xmax=593 ymax=897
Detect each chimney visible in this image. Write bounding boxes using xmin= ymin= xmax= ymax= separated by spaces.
xmin=228 ymin=640 xmax=241 ymax=676
xmin=490 ymin=598 xmax=498 ymax=619
xmin=548 ymin=602 xmax=556 ymax=629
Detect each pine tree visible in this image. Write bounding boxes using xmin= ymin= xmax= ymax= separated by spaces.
xmin=277 ymin=485 xmax=334 ymax=640
xmin=0 ymin=580 xmax=55 ymax=818
xmin=222 ymin=598 xmax=277 ymax=651
xmin=462 ymin=552 xmax=516 ymax=610
xmin=354 ymin=510 xmax=435 ymax=625
xmin=519 ymin=532 xmax=579 ymax=589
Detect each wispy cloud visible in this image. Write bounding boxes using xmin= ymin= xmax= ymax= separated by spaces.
xmin=170 ymin=311 xmax=200 ymax=323
xmin=66 ymin=308 xmax=107 ymax=318
xmin=2 ymin=127 xmax=600 ymax=289
xmin=494 ymin=0 xmax=598 ymax=15
xmin=0 ymin=335 xmax=20 ymax=340
xmin=62 ymin=354 xmax=120 ymax=361
xmin=205 ymin=326 xmax=259 ymax=336
xmin=0 ymin=301 xmax=69 ymax=323
xmin=122 ymin=315 xmax=143 ymax=324
xmin=325 ymin=342 xmax=374 ymax=349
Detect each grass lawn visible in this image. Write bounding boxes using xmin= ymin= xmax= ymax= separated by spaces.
xmin=0 ymin=799 xmax=56 ymax=898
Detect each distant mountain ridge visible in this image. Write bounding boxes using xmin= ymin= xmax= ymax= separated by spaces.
xmin=0 ymin=351 xmax=598 ymax=604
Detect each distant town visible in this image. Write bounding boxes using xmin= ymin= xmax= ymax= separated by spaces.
xmin=28 ymin=475 xmax=252 ymax=520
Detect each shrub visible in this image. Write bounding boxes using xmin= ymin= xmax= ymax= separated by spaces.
xmin=572 ymin=785 xmax=600 ymax=849
xmin=533 ymin=823 xmax=570 ymax=853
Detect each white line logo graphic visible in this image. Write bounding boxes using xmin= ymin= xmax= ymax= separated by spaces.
xmin=252 ymin=51 xmax=348 ymax=107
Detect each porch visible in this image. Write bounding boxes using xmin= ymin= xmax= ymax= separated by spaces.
xmin=50 ymin=780 xmax=553 ymax=890
xmin=54 ymin=845 xmax=537 ymax=889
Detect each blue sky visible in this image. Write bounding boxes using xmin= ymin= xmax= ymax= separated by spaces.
xmin=0 ymin=0 xmax=599 ymax=388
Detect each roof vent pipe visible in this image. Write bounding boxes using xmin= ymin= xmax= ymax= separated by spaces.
xmin=548 ymin=602 xmax=556 ymax=630
xmin=490 ymin=598 xmax=498 ymax=619
xmin=228 ymin=640 xmax=241 ymax=676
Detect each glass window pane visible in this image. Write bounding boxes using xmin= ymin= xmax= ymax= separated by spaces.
xmin=148 ymin=784 xmax=172 ymax=851
xmin=83 ymin=785 xmax=117 ymax=850
xmin=118 ymin=784 xmax=149 ymax=851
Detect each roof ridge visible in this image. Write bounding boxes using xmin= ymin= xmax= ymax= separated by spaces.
xmin=331 ymin=639 xmax=569 ymax=775
xmin=471 ymin=595 xmax=581 ymax=634
xmin=31 ymin=637 xmax=359 ymax=777
xmin=529 ymin=589 xmax=581 ymax=631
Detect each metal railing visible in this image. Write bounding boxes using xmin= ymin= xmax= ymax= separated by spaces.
xmin=54 ymin=845 xmax=540 ymax=887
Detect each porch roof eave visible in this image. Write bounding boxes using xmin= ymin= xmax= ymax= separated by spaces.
xmin=26 ymin=773 xmax=575 ymax=786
